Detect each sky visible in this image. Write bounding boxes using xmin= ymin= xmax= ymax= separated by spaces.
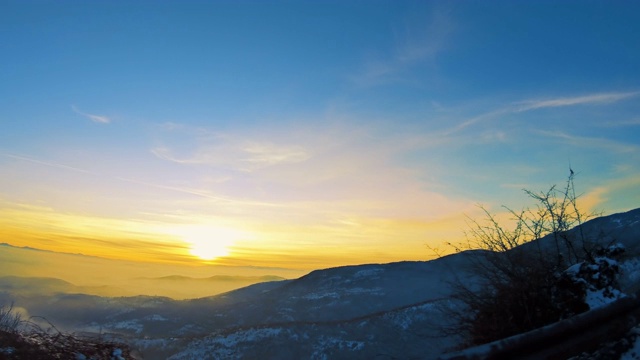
xmin=1 ymin=1 xmax=640 ymax=272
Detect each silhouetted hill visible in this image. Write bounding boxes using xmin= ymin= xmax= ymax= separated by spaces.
xmin=1 ymin=208 xmax=638 ymax=359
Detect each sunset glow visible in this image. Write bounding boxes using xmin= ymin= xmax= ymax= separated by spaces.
xmin=1 ymin=1 xmax=639 ymax=280
xmin=178 ymin=225 xmax=245 ymax=261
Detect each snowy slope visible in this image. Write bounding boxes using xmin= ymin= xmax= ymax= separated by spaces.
xmin=1 ymin=208 xmax=638 ymax=359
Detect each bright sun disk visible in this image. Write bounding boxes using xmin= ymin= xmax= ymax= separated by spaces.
xmin=179 ymin=226 xmax=242 ymax=261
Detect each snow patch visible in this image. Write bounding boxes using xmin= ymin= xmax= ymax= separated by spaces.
xmin=168 ymin=327 xmax=284 ymax=360
xmin=384 ymin=302 xmax=438 ymax=330
xmin=303 ymin=291 xmax=340 ymax=300
xmin=175 ymin=323 xmax=206 ymax=336
xmin=132 ymin=337 xmax=172 ymax=351
xmin=144 ymin=314 xmax=168 ymax=321
xmin=620 ymin=327 xmax=640 ymax=360
xmin=620 ymin=258 xmax=640 ymax=286
xmin=354 ymin=268 xmax=384 ymax=278
xmin=346 ymin=287 xmax=384 ymax=295
xmin=311 ymin=336 xmax=365 ymax=360
xmin=109 ymin=319 xmax=143 ymax=334
xmin=111 ymin=348 xmax=125 ymax=360
xmin=585 ymin=288 xmax=625 ymax=309
xmin=0 ymin=348 xmax=15 ymax=355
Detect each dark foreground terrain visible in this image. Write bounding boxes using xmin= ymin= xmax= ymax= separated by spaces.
xmin=1 ymin=208 xmax=639 ymax=359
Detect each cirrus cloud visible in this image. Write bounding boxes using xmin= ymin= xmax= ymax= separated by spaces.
xmin=71 ymin=105 xmax=111 ymax=124
xmin=515 ymin=91 xmax=639 ymax=112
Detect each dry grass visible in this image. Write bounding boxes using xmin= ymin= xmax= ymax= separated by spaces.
xmin=0 ymin=303 xmax=136 ymax=359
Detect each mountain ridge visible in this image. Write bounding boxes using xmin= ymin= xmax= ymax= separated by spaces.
xmin=1 ymin=207 xmax=638 ymax=359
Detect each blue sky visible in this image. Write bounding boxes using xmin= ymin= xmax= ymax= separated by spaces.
xmin=1 ymin=1 xmax=639 ymax=269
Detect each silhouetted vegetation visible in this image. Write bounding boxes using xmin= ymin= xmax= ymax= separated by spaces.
xmin=0 ymin=304 xmax=21 ymax=334
xmin=0 ymin=303 xmax=134 ymax=359
xmin=444 ymin=171 xmax=624 ymax=346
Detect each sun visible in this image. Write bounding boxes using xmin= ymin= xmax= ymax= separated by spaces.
xmin=179 ymin=226 xmax=240 ymax=261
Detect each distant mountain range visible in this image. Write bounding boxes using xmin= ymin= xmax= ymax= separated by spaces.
xmin=143 ymin=275 xmax=286 ymax=282
xmin=0 ymin=208 xmax=639 ymax=359
xmin=0 ymin=241 xmax=305 ymax=299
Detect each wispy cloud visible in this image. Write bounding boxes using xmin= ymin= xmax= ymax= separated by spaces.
xmin=113 ymin=176 xmax=282 ymax=208
xmin=241 ymin=142 xmax=310 ymax=167
xmin=515 ymin=91 xmax=639 ymax=112
xmin=441 ymin=108 xmax=511 ymax=136
xmin=535 ymin=130 xmax=639 ymax=153
xmin=351 ymin=8 xmax=454 ymax=86
xmin=2 ymin=153 xmax=91 ymax=173
xmin=2 ymin=150 xmax=274 ymax=209
xmin=151 ymin=126 xmax=311 ymax=171
xmin=597 ymin=118 xmax=640 ymax=128
xmin=71 ymin=105 xmax=111 ymax=124
xmin=438 ymin=90 xmax=640 ymax=138
xmin=149 ymin=121 xmax=469 ymax=221
xmin=0 ymin=202 xmax=189 ymax=261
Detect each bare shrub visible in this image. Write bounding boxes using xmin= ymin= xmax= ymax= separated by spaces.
xmin=444 ymin=171 xmax=612 ymax=346
xmin=0 ymin=304 xmax=135 ymax=359
xmin=0 ymin=303 xmax=22 ymax=333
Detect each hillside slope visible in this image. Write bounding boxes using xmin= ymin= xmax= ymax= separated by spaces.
xmin=0 ymin=208 xmax=638 ymax=359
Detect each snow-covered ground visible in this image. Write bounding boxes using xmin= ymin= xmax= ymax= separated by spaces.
xmin=622 ymin=327 xmax=640 ymax=360
xmin=0 ymin=208 xmax=638 ymax=359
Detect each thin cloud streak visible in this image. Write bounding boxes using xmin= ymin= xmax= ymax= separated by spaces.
xmin=442 ymin=108 xmax=511 ymax=136
xmin=113 ymin=176 xmax=284 ymax=208
xmin=535 ymin=130 xmax=639 ymax=153
xmin=151 ymin=127 xmax=311 ymax=172
xmin=71 ymin=105 xmax=111 ymax=124
xmin=2 ymin=153 xmax=91 ymax=173
xmin=437 ymin=90 xmax=640 ymax=138
xmin=597 ymin=118 xmax=640 ymax=128
xmin=241 ymin=142 xmax=310 ymax=166
xmin=351 ymin=8 xmax=454 ymax=86
xmin=515 ymin=91 xmax=639 ymax=112
xmin=2 ymin=150 xmax=279 ymax=210
xmin=8 ymin=92 xmax=638 ymax=269
xmin=151 ymin=121 xmax=469 ymax=223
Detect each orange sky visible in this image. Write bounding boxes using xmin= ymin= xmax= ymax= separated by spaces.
xmin=0 ymin=179 xmax=619 ymax=272
xmin=1 ymin=2 xmax=639 ymax=275
xmin=0 ymin=198 xmax=477 ymax=270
